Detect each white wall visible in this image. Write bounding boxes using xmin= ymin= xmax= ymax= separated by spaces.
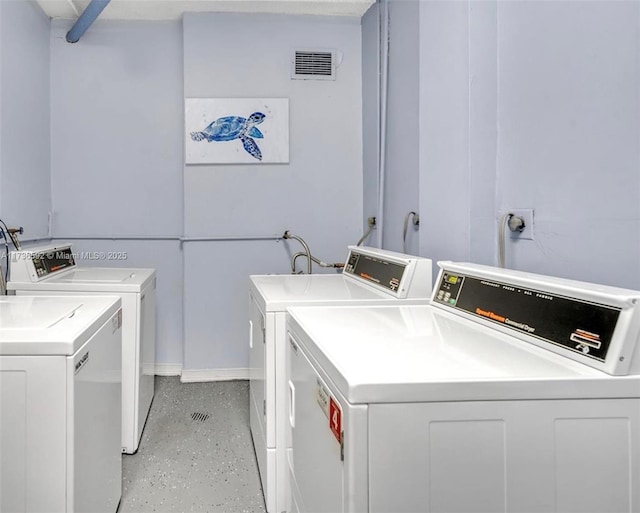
xmin=0 ymin=0 xmax=50 ymax=238
xmin=182 ymin=13 xmax=363 ymax=376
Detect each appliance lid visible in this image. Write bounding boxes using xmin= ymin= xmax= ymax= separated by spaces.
xmin=9 ymin=267 xmax=156 ymax=292
xmin=50 ymin=268 xmax=143 ymax=283
xmin=0 ymin=296 xmax=121 ymax=355
xmin=0 ymin=299 xmax=80 ymax=330
xmin=287 ymin=304 xmax=639 ymax=404
xmin=250 ymin=274 xmax=428 ymax=312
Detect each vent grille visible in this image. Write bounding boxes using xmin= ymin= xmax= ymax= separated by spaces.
xmin=191 ymin=412 xmax=210 ymax=423
xmin=292 ymin=50 xmax=336 ymax=80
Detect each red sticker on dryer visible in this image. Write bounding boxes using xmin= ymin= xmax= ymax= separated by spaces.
xmin=329 ymin=397 xmax=342 ymax=443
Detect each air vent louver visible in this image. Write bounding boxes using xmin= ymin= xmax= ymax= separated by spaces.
xmin=292 ymin=50 xmax=336 ymax=80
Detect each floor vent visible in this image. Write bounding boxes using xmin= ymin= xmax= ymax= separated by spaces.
xmin=191 ymin=412 xmax=210 ymax=423
xmin=292 ymin=50 xmax=336 ymax=80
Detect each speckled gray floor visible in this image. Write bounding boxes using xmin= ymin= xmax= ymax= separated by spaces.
xmin=119 ymin=377 xmax=266 ymax=513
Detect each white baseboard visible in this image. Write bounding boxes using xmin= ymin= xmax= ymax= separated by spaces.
xmin=153 ymin=363 xmax=183 ymax=376
xmin=180 ymin=368 xmax=249 ymax=383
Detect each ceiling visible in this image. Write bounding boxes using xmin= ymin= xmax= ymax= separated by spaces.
xmin=36 ymin=0 xmax=376 ymax=20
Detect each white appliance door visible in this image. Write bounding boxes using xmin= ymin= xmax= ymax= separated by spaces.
xmin=368 ymin=398 xmax=640 ymax=513
xmin=249 ymin=296 xmax=268 ymax=497
xmin=69 ymin=310 xmax=122 ymax=513
xmin=288 ymin=336 xmax=345 ymax=513
xmin=1 ymin=357 xmax=67 ymax=512
xmin=137 ymin=282 xmax=156 ymax=445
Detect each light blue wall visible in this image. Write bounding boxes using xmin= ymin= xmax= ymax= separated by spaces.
xmin=47 ymin=13 xmax=363 ymax=375
xmin=382 ymin=0 xmax=420 ymax=254
xmin=0 ymin=0 xmax=50 ymax=238
xmin=418 ymin=1 xmax=473 ymax=276
xmin=418 ymin=0 xmax=497 ymax=278
xmin=361 ymin=0 xmax=421 ymax=254
xmin=468 ymin=1 xmax=498 ymax=269
xmin=50 ymin=20 xmax=184 ymax=238
xmin=182 ymin=13 xmax=363 ymax=373
xmin=372 ymin=0 xmax=639 ymax=289
xmin=361 ymin=2 xmax=379 ymax=247
xmin=49 ymin=19 xmax=185 ymax=367
xmin=496 ymin=1 xmax=640 ymax=287
xmin=6 ymin=0 xmax=639 ymax=377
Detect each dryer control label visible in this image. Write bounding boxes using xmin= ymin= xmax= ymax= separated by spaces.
xmin=75 ymin=351 xmax=89 ymax=375
xmin=316 ymin=378 xmax=330 ymax=418
xmin=111 ymin=309 xmax=122 ymax=333
xmin=316 ymin=378 xmax=342 ymax=444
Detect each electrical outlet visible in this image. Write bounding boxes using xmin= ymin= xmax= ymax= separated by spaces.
xmin=509 ymin=209 xmax=534 ymax=240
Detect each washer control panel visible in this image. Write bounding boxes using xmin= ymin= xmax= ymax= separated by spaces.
xmin=31 ymin=247 xmax=76 ymax=279
xmin=9 ymin=244 xmax=77 ymax=282
xmin=342 ymin=246 xmax=433 ymax=299
xmin=344 ymin=251 xmax=405 ymax=293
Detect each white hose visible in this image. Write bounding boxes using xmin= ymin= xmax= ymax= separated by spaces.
xmin=498 ymin=212 xmax=512 ymax=268
xmin=402 ymin=211 xmax=419 ymax=254
xmin=357 ymin=224 xmax=373 ymax=246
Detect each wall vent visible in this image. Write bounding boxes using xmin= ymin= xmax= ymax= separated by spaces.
xmin=292 ymin=50 xmax=336 ymax=80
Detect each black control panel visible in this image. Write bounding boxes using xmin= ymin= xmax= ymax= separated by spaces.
xmin=31 ymin=247 xmax=75 ymax=278
xmin=435 ymin=271 xmax=621 ymax=362
xmin=344 ymin=251 xmax=406 ymax=293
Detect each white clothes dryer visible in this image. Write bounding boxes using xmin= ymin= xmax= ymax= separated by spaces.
xmin=249 ymin=245 xmax=433 ymax=513
xmin=7 ymin=243 xmax=156 ymax=453
xmin=286 ymin=262 xmax=640 ymax=513
xmin=0 ymin=295 xmax=123 ymax=513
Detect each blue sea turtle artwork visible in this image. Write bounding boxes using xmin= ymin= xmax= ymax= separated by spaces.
xmin=190 ymin=112 xmax=266 ymax=161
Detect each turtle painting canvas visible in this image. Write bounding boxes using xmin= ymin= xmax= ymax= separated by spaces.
xmin=190 ymin=112 xmax=266 ymax=161
xmin=185 ymin=99 xmax=289 ymax=164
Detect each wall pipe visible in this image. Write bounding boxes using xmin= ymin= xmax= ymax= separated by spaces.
xmin=54 ymin=235 xmax=181 ymax=241
xmin=66 ymin=0 xmax=111 ymax=43
xmin=17 ymin=237 xmax=53 ymax=244
xmin=181 ymin=236 xmax=283 ymax=242
xmin=376 ymin=0 xmax=390 ymax=249
xmin=50 ymin=235 xmax=284 ymax=242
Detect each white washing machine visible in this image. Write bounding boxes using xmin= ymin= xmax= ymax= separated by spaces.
xmin=0 ymin=295 xmax=123 ymax=513
xmin=286 ymin=262 xmax=640 ymax=513
xmin=249 ymin=245 xmax=433 ymax=513
xmin=7 ymin=243 xmax=156 ymax=454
